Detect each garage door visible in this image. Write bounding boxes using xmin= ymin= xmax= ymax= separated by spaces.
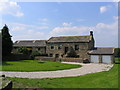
xmin=91 ymin=55 xmax=99 ymax=63
xmin=102 ymin=55 xmax=111 ymax=63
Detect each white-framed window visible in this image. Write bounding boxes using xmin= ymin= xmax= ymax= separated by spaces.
xmin=58 ymin=44 xmax=62 ymax=49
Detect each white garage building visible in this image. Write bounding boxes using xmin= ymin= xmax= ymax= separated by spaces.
xmin=88 ymin=48 xmax=115 ymax=63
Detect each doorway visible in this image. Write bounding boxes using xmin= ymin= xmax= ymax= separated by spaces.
xmin=65 ymin=47 xmax=69 ymax=54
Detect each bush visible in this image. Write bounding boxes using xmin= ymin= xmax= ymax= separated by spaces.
xmin=39 ymin=54 xmax=48 ymax=56
xmin=66 ymin=47 xmax=78 ymax=58
xmin=30 ymin=51 xmax=41 ymax=58
xmin=114 ymin=48 xmax=120 ymax=57
xmin=17 ymin=47 xmax=30 ymax=55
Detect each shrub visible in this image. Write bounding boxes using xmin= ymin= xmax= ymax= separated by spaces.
xmin=66 ymin=47 xmax=78 ymax=58
xmin=17 ymin=47 xmax=30 ymax=55
xmin=30 ymin=51 xmax=41 ymax=58
xmin=114 ymin=48 xmax=120 ymax=57
xmin=39 ymin=54 xmax=48 ymax=56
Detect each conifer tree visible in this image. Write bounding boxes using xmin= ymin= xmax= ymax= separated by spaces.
xmin=2 ymin=24 xmax=13 ymax=57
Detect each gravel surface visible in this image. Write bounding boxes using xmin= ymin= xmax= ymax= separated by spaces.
xmin=0 ymin=62 xmax=113 ymax=79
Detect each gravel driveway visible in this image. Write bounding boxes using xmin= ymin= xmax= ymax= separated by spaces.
xmin=0 ymin=62 xmax=113 ymax=79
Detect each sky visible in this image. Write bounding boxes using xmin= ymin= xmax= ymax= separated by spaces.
xmin=0 ymin=1 xmax=118 ymax=47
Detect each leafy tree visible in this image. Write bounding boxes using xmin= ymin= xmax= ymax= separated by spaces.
xmin=114 ymin=48 xmax=120 ymax=57
xmin=2 ymin=24 xmax=13 ymax=56
xmin=0 ymin=31 xmax=2 ymax=61
xmin=30 ymin=51 xmax=40 ymax=59
xmin=17 ymin=47 xmax=30 ymax=55
xmin=66 ymin=46 xmax=78 ymax=57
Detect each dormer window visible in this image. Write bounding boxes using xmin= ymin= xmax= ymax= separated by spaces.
xmin=75 ymin=45 xmax=79 ymax=50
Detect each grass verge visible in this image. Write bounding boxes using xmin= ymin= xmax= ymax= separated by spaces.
xmin=8 ymin=64 xmax=118 ymax=88
xmin=1 ymin=60 xmax=81 ymax=72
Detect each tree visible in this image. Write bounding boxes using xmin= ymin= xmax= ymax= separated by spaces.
xmin=0 ymin=30 xmax=2 ymax=61
xmin=2 ymin=24 xmax=13 ymax=57
xmin=17 ymin=47 xmax=30 ymax=55
xmin=114 ymin=48 xmax=120 ymax=57
xmin=66 ymin=46 xmax=78 ymax=58
xmin=30 ymin=51 xmax=41 ymax=59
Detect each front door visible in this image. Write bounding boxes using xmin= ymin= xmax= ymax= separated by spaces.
xmin=65 ymin=47 xmax=69 ymax=54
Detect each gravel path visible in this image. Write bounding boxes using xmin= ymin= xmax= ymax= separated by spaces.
xmin=0 ymin=62 xmax=113 ymax=79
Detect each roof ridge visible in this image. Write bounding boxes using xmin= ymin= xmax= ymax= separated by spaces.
xmin=96 ymin=47 xmax=115 ymax=48
xmin=51 ymin=35 xmax=90 ymax=38
xmin=15 ymin=40 xmax=47 ymax=42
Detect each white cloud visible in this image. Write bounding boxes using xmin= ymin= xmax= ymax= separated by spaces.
xmin=100 ymin=5 xmax=111 ymax=13
xmin=10 ymin=23 xmax=48 ymax=31
xmin=112 ymin=0 xmax=120 ymax=2
xmin=4 ymin=19 xmax=118 ymax=47
xmin=100 ymin=6 xmax=107 ymax=13
xmin=16 ymin=11 xmax=24 ymax=17
xmin=42 ymin=18 xmax=48 ymax=22
xmin=6 ymin=22 xmax=49 ymax=41
xmin=0 ymin=0 xmax=9 ymax=2
xmin=38 ymin=18 xmax=49 ymax=25
xmin=113 ymin=16 xmax=119 ymax=20
xmin=62 ymin=22 xmax=72 ymax=27
xmin=49 ymin=20 xmax=117 ymax=47
xmin=0 ymin=1 xmax=24 ymax=17
xmin=50 ymin=26 xmax=90 ymax=36
xmin=51 ymin=20 xmax=117 ymax=35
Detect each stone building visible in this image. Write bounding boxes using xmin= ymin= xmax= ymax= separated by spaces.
xmin=12 ymin=40 xmax=46 ymax=54
xmin=88 ymin=47 xmax=115 ymax=63
xmin=12 ymin=31 xmax=115 ymax=63
xmin=46 ymin=31 xmax=95 ymax=59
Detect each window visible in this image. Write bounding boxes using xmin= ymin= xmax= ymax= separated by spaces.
xmin=58 ymin=44 xmax=62 ymax=49
xmin=75 ymin=45 xmax=79 ymax=50
xmin=55 ymin=54 xmax=59 ymax=58
xmin=50 ymin=44 xmax=54 ymax=49
xmin=50 ymin=53 xmax=53 ymax=57
xmin=38 ymin=48 xmax=41 ymax=50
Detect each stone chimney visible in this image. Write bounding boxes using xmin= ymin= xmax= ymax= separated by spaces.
xmin=90 ymin=31 xmax=93 ymax=36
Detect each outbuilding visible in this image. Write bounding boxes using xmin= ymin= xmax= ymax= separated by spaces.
xmin=88 ymin=48 xmax=115 ymax=63
xmin=12 ymin=40 xmax=47 ymax=54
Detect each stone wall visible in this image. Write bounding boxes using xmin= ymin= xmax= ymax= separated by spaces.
xmin=32 ymin=47 xmax=46 ymax=54
xmin=35 ymin=56 xmax=55 ymax=61
xmin=46 ymin=42 xmax=91 ymax=59
xmin=35 ymin=56 xmax=83 ymax=63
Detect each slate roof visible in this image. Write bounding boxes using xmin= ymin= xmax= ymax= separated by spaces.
xmin=13 ymin=40 xmax=46 ymax=47
xmin=88 ymin=47 xmax=115 ymax=55
xmin=47 ymin=35 xmax=92 ymax=43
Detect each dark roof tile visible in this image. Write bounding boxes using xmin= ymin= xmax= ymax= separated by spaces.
xmin=48 ymin=35 xmax=92 ymax=43
xmin=88 ymin=47 xmax=114 ymax=55
xmin=13 ymin=40 xmax=46 ymax=47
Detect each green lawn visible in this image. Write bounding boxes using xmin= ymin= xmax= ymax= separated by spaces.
xmin=8 ymin=64 xmax=119 ymax=88
xmin=1 ymin=60 xmax=81 ymax=72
